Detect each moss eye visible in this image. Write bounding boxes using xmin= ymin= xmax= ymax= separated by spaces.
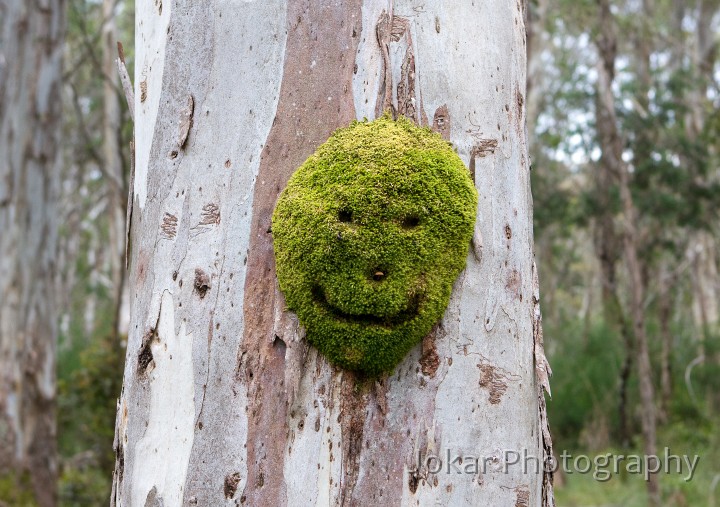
xmin=338 ymin=209 xmax=353 ymax=223
xmin=401 ymin=215 xmax=421 ymax=229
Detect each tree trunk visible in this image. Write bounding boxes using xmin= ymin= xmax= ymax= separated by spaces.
xmin=593 ymin=69 xmax=633 ymax=449
xmin=112 ymin=1 xmax=553 ymax=506
xmin=658 ymin=264 xmax=674 ymax=423
xmin=687 ymin=0 xmax=719 ymax=348
xmin=0 ymin=0 xmax=65 ymax=505
xmin=101 ymin=0 xmax=129 ymax=340
xmin=595 ymin=1 xmax=659 ymax=505
xmin=525 ymin=0 xmax=548 ymax=143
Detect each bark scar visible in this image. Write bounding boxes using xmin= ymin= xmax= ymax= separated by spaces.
xmin=477 ymin=356 xmax=521 ymax=404
xmin=375 ymin=11 xmax=424 ymax=124
xmin=161 ymin=212 xmax=178 ymax=239
xmin=193 ymin=268 xmax=210 ymax=298
xmin=178 ymin=94 xmax=194 ymax=149
xmin=375 ymin=11 xmax=394 ymax=116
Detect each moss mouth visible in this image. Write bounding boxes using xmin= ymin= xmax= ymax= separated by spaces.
xmin=311 ymin=284 xmax=422 ymax=328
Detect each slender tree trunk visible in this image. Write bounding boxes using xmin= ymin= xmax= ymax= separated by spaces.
xmin=101 ymin=0 xmax=128 ymax=340
xmin=687 ymin=0 xmax=720 ymax=349
xmin=112 ymin=2 xmax=553 ymax=505
xmin=525 ymin=0 xmax=548 ymax=142
xmin=658 ymin=264 xmax=674 ymax=423
xmin=595 ymin=1 xmax=659 ymax=505
xmin=0 ymin=1 xmax=65 ymax=505
xmin=593 ymin=110 xmax=634 ymax=448
xmin=590 ymin=20 xmax=634 ymax=445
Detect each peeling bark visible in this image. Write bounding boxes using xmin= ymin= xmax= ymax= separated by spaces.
xmin=113 ymin=1 xmax=551 ymax=505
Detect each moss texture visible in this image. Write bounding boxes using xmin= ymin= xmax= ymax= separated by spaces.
xmin=272 ymin=115 xmax=477 ymax=375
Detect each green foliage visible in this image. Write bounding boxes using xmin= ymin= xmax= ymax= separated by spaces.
xmin=58 ymin=333 xmax=125 ymax=505
xmin=546 ymin=320 xmax=624 ymax=450
xmin=554 ymin=418 xmax=720 ymax=507
xmin=272 ymin=116 xmax=477 ymax=375
xmin=0 ymin=472 xmax=37 ymax=507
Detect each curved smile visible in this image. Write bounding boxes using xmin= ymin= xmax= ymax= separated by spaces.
xmin=311 ymin=285 xmax=421 ymax=327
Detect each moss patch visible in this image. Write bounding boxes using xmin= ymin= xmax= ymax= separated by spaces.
xmin=272 ymin=116 xmax=477 ymax=375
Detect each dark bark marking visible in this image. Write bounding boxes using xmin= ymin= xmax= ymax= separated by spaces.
xmin=419 ymin=325 xmax=442 ymax=377
xmin=178 ymin=94 xmax=194 ymax=149
xmin=432 ymin=104 xmax=451 ymax=141
xmin=478 ymin=364 xmax=507 ymax=404
xmin=477 ymin=358 xmax=520 ymax=405
xmin=240 ymin=2 xmax=364 ymax=505
xmin=137 ymin=328 xmax=158 ymax=375
xmin=514 ymin=486 xmax=530 ymax=507
xmin=505 ymin=224 xmax=512 ymax=240
xmin=375 ymin=12 xmax=424 ymax=124
xmin=199 ymin=203 xmax=220 ymax=225
xmin=394 ymin=18 xmax=417 ymax=121
xmin=125 ymin=142 xmax=136 ymax=269
xmin=515 ymin=83 xmax=525 ymax=134
xmin=144 ymin=486 xmax=164 ymax=507
xmin=224 ymin=472 xmax=242 ymax=499
xmin=338 ymin=375 xmax=371 ymax=506
xmin=472 ymin=138 xmax=499 ymax=158
xmin=161 ymin=212 xmax=178 ymax=239
xmin=193 ymin=268 xmax=210 ymax=298
xmin=408 ymin=469 xmax=420 ymax=493
xmin=140 ymin=80 xmax=148 ymax=102
xmin=375 ymin=11 xmax=393 ymax=116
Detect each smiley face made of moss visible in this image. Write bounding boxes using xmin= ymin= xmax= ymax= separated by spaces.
xmin=272 ymin=116 xmax=478 ymax=376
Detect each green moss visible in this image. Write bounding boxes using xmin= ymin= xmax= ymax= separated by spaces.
xmin=272 ymin=115 xmax=477 ymax=375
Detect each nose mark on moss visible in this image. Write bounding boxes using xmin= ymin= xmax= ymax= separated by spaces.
xmin=401 ymin=214 xmax=421 ymax=229
xmin=338 ymin=209 xmax=352 ymax=223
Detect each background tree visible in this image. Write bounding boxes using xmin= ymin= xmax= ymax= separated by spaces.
xmin=55 ymin=0 xmax=133 ymax=502
xmin=110 ymin=1 xmax=553 ymax=505
xmin=529 ymin=0 xmax=720 ymax=504
xmin=0 ymin=1 xmax=66 ymax=505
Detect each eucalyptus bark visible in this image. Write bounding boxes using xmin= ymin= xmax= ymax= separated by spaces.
xmin=112 ymin=1 xmax=553 ymax=506
xmin=0 ymin=0 xmax=65 ymax=505
xmin=595 ymin=1 xmax=659 ymax=505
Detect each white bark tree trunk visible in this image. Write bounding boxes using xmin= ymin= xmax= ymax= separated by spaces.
xmin=0 ymin=0 xmax=65 ymax=505
xmin=112 ymin=1 xmax=553 ymax=506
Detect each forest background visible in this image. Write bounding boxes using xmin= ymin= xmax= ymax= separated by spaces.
xmin=1 ymin=0 xmax=720 ymax=505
